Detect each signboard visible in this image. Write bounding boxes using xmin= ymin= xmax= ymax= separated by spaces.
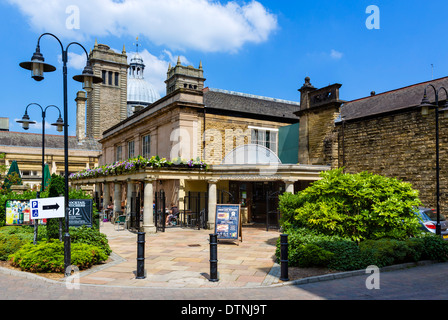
xmin=214 ymin=204 xmax=242 ymax=244
xmin=5 ymin=200 xmax=32 ymax=226
xmin=69 ymin=199 xmax=93 ymax=227
xmin=30 ymin=197 xmax=65 ymax=220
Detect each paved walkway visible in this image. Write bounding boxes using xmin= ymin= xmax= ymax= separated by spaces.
xmin=79 ymin=222 xmax=282 ymax=288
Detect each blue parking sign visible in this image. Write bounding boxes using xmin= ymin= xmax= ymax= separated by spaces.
xmin=31 ymin=201 xmax=38 ymax=209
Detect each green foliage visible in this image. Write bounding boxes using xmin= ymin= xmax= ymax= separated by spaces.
xmin=276 ymin=228 xmax=448 ymax=270
xmin=0 ymin=226 xmax=33 ymax=260
xmin=9 ymin=240 xmax=108 ymax=273
xmin=46 ymin=174 xmax=65 ymax=240
xmin=279 ymin=169 xmax=422 ymax=241
xmin=69 ymin=225 xmax=111 ymax=256
xmin=294 ymin=243 xmax=334 ymax=268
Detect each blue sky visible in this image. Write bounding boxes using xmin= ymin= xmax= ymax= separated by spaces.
xmin=1 ymin=0 xmax=448 ymax=135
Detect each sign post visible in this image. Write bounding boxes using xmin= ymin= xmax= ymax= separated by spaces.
xmin=214 ymin=204 xmax=242 ymax=245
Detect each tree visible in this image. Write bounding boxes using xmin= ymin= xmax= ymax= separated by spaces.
xmin=46 ymin=174 xmax=65 ymax=240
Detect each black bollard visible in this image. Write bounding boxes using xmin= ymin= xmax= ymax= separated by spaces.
xmin=136 ymin=232 xmax=146 ymax=279
xmin=209 ymin=234 xmax=219 ymax=282
xmin=280 ymin=234 xmax=289 ymax=281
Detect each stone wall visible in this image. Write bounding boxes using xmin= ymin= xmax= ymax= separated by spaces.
xmin=336 ymin=108 xmax=448 ymax=213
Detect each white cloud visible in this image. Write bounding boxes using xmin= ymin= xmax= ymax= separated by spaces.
xmin=7 ymin=0 xmax=278 ymax=53
xmin=330 ymin=49 xmax=343 ymax=60
xmin=57 ymin=52 xmax=87 ymax=70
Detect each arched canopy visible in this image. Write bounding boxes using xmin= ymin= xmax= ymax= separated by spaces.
xmin=222 ymin=144 xmax=282 ymax=165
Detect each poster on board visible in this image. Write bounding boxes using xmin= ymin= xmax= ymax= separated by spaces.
xmin=214 ymin=204 xmax=242 ymax=244
xmin=5 ymin=200 xmax=32 ymax=226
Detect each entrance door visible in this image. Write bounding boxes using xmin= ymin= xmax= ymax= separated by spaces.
xmin=230 ymin=181 xmax=283 ymax=225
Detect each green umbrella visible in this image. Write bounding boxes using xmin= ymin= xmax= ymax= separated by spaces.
xmin=41 ymin=164 xmax=51 ymax=192
xmin=2 ymin=160 xmax=22 ymax=190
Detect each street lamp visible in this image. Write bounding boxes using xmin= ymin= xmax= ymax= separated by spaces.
xmin=419 ymin=84 xmax=448 ymax=236
xmin=16 ymin=103 xmax=64 ymax=244
xmin=19 ymin=33 xmax=102 ymax=276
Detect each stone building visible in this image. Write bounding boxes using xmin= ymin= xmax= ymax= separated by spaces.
xmin=71 ymin=61 xmax=329 ymax=233
xmin=297 ymin=75 xmax=448 ymax=215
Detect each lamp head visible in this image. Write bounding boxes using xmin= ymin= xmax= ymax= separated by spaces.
xmin=51 ymin=116 xmax=64 ymax=132
xmin=73 ymin=60 xmax=102 ymax=92
xmin=16 ymin=113 xmax=36 ymax=130
xmin=420 ymin=94 xmax=434 ymax=116
xmin=19 ymin=46 xmax=56 ymax=81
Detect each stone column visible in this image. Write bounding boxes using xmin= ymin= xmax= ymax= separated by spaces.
xmin=103 ymin=182 xmax=110 ymax=208
xmin=114 ymin=181 xmax=121 ymax=220
xmin=208 ymin=179 xmax=218 ymax=230
xmin=143 ymin=178 xmax=156 ymax=233
xmin=284 ymin=179 xmax=296 ymax=194
xmin=127 ymin=179 xmax=134 ymax=216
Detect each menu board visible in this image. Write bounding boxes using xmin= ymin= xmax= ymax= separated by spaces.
xmin=5 ymin=200 xmax=32 ymax=226
xmin=215 ymin=204 xmax=242 ymax=243
xmin=69 ymin=199 xmax=93 ymax=227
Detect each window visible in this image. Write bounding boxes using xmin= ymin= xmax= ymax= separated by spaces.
xmin=102 ymin=70 xmax=106 ymax=84
xmin=142 ymin=135 xmax=150 ymax=158
xmin=251 ymin=128 xmax=278 ymax=154
xmin=116 ymin=145 xmax=122 ymax=162
xmin=128 ymin=141 xmax=135 ymax=159
xmin=115 ymin=72 xmax=119 ymax=86
xmin=108 ymin=71 xmax=113 ymax=85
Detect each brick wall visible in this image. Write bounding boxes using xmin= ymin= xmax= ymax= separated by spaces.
xmin=336 ymin=108 xmax=448 ymax=213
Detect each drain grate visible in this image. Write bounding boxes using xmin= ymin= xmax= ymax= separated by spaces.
xmin=188 ymin=244 xmax=201 ymax=247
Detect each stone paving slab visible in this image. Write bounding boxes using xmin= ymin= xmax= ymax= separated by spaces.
xmin=77 ymin=222 xmax=282 ymax=288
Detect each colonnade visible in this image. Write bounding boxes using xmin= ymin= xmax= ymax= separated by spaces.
xmin=93 ymin=177 xmax=219 ymax=234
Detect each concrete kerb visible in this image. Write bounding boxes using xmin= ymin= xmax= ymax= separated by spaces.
xmin=0 ymin=257 xmax=438 ymax=290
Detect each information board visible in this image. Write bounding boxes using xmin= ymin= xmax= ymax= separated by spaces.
xmin=5 ymin=200 xmax=32 ymax=226
xmin=214 ymin=204 xmax=242 ymax=244
xmin=69 ymin=199 xmax=93 ymax=227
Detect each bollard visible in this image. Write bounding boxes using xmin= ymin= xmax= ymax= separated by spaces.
xmin=209 ymin=234 xmax=219 ymax=282
xmin=136 ymin=232 xmax=146 ymax=279
xmin=280 ymin=234 xmax=289 ymax=281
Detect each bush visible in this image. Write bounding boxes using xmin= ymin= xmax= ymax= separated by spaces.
xmin=69 ymin=225 xmax=111 ymax=256
xmin=9 ymin=240 xmax=108 ymax=273
xmin=279 ymin=169 xmax=422 ymax=242
xmin=276 ymin=228 xmax=448 ymax=271
xmin=0 ymin=227 xmax=33 ymax=260
xmin=295 ymin=243 xmax=334 ymax=268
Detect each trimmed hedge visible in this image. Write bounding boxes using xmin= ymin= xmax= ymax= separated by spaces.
xmin=276 ymin=228 xmax=448 ymax=271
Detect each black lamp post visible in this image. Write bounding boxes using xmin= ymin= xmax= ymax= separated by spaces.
xmin=19 ymin=33 xmax=102 ymax=276
xmin=419 ymin=84 xmax=448 ymax=236
xmin=16 ymin=103 xmax=63 ymax=244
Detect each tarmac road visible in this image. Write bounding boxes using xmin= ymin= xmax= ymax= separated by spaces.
xmin=1 ymin=261 xmax=447 ymax=301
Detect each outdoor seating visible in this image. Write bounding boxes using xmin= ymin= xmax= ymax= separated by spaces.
xmin=115 ymin=215 xmax=126 ymax=231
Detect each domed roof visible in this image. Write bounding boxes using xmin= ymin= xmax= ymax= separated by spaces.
xmin=127 ymin=51 xmax=161 ymax=106
xmin=127 ymin=77 xmax=160 ymax=105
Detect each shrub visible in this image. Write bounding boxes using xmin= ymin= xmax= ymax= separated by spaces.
xmin=419 ymin=234 xmax=448 ymax=262
xmin=0 ymin=226 xmax=34 ymax=260
xmin=9 ymin=240 xmax=108 ymax=273
xmin=69 ymin=225 xmax=111 ymax=256
xmin=279 ymin=169 xmax=422 ymax=241
xmin=295 ymin=243 xmax=334 ymax=268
